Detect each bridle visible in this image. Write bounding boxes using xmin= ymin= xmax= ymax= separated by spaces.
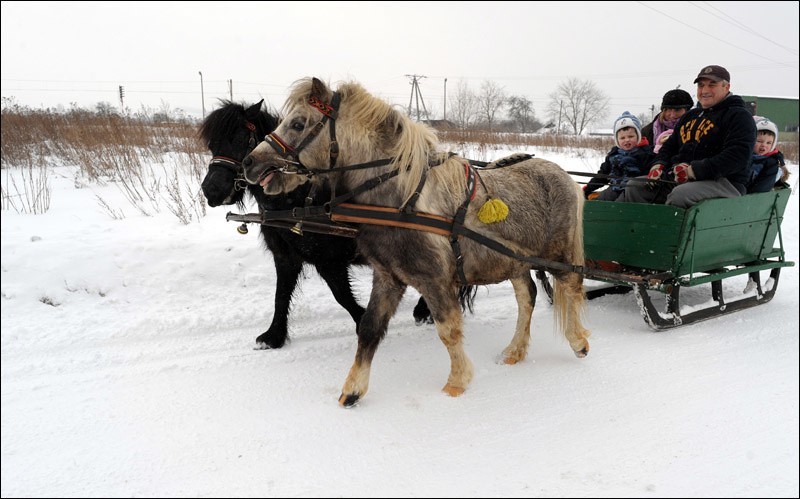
xmin=207 ymin=121 xmax=260 ymax=194
xmin=260 ymin=93 xmax=342 ymax=177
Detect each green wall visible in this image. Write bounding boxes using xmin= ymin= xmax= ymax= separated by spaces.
xmin=740 ymin=96 xmax=799 ymax=133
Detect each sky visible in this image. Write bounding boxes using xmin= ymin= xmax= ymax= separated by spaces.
xmin=1 ymin=143 xmax=798 ymax=496
xmin=2 ymin=1 xmax=799 ymax=125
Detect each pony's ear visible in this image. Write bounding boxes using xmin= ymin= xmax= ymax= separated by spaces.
xmin=245 ymin=100 xmax=263 ymax=119
xmin=378 ymin=111 xmax=401 ymax=147
xmin=311 ymin=78 xmax=330 ymax=101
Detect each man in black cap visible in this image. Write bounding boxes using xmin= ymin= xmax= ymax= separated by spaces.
xmin=640 ymin=88 xmax=694 ymax=149
xmin=622 ymin=65 xmax=756 ymax=208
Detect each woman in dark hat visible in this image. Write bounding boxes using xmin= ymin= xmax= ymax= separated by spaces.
xmin=641 ymin=88 xmax=694 ymax=151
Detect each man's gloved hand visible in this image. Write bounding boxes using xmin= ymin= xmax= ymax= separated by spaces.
xmin=647 ymin=164 xmax=664 ymax=180
xmin=646 ymin=164 xmax=664 ymax=190
xmin=673 ymin=163 xmax=694 ymax=184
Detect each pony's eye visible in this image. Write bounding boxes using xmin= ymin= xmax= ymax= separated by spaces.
xmin=291 ymin=120 xmax=305 ymax=132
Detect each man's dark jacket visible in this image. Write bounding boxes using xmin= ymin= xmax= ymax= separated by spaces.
xmin=654 ymin=94 xmax=755 ymax=194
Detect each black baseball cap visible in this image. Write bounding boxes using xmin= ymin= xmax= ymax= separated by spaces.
xmin=694 ymin=65 xmax=730 ymax=83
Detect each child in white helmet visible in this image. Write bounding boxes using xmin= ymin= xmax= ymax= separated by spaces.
xmin=743 ymin=116 xmax=790 ymax=294
xmin=747 ymin=116 xmax=789 ymax=193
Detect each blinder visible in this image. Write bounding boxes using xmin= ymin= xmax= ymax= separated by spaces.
xmin=202 ymin=121 xmax=260 ymax=206
xmin=261 ymin=92 xmax=341 ymax=176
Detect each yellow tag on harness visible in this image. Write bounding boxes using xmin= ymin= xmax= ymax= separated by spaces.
xmin=477 ymin=198 xmax=509 ymax=224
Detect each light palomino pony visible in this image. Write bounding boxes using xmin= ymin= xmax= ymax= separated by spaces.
xmin=242 ymin=77 xmax=590 ymax=407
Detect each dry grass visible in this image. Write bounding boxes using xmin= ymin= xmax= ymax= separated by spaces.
xmin=1 ymin=103 xmax=796 ymax=219
xmin=438 ymin=128 xmax=615 ymax=157
xmin=1 ymin=102 xmax=206 ymax=220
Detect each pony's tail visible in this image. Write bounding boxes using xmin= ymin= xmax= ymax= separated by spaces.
xmin=552 ymin=184 xmax=587 ymax=337
xmin=457 ymin=285 xmax=478 ymax=314
xmin=572 ymin=183 xmax=586 ymax=268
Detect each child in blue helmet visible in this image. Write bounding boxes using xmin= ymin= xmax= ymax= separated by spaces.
xmin=584 ymin=111 xmax=654 ymax=201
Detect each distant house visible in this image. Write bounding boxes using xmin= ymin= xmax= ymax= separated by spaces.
xmin=740 ymin=95 xmax=799 ymax=133
xmin=422 ymin=119 xmax=457 ymax=130
xmin=589 ymin=128 xmax=613 ymax=137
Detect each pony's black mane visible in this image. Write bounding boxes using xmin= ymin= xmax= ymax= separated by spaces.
xmin=198 ymin=99 xmax=279 ymax=147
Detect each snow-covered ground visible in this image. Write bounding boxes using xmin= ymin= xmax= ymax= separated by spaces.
xmin=2 ymin=149 xmax=798 ymax=497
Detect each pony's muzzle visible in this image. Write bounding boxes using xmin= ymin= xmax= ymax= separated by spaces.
xmin=201 ymin=165 xmax=238 ymax=207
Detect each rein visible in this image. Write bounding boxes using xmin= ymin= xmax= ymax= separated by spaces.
xmin=252 ymin=94 xmax=606 ymax=281
xmin=566 ymin=170 xmax=677 ymax=186
xmin=255 ymin=151 xmax=594 ymax=281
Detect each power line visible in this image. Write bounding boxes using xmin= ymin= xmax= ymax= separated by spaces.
xmin=695 ymin=0 xmax=799 ymax=56
xmin=636 ymin=1 xmax=796 ymax=67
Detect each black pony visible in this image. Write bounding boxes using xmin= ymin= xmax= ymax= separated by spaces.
xmin=199 ymin=100 xmax=437 ymax=348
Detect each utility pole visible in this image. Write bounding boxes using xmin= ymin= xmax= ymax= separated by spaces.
xmin=228 ymin=79 xmax=233 ymax=100
xmin=443 ymin=78 xmax=447 ymax=121
xmin=557 ymin=100 xmax=563 ymax=135
xmin=118 ymin=85 xmax=125 ymax=113
xmin=405 ymin=74 xmax=429 ymax=122
xmin=199 ymin=71 xmax=206 ymax=118
xmin=650 ymin=104 xmax=656 ymax=120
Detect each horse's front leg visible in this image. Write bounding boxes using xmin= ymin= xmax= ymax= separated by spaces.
xmin=315 ymin=263 xmax=365 ymax=327
xmin=423 ymin=285 xmax=474 ymax=396
xmin=255 ymin=248 xmax=301 ymax=349
xmin=339 ymin=266 xmax=406 ymax=407
xmin=500 ymin=273 xmax=537 ymax=364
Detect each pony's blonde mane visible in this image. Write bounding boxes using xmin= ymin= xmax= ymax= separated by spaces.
xmin=285 ymin=78 xmax=444 ymax=203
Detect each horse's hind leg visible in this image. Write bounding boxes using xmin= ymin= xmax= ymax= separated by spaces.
xmin=553 ymin=272 xmax=590 ymax=357
xmin=413 ymin=297 xmax=434 ymax=325
xmin=501 ymin=273 xmax=537 ymax=365
xmin=339 ymin=266 xmax=406 ymax=407
xmin=316 ymin=263 xmax=365 ymax=326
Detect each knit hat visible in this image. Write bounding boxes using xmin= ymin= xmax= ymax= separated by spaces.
xmin=754 ymin=116 xmax=779 ymax=152
xmin=694 ymin=65 xmax=730 ymax=84
xmin=661 ymin=89 xmax=693 ymax=110
xmin=613 ymin=111 xmax=642 ymax=148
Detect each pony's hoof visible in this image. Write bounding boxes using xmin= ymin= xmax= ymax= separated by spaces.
xmin=255 ymin=333 xmax=287 ymax=350
xmin=574 ymin=346 xmax=589 ymax=358
xmin=442 ymin=384 xmax=466 ymax=397
xmin=254 ymin=341 xmax=283 ymax=350
xmin=499 ymin=350 xmax=526 ymax=365
xmin=339 ymin=393 xmax=361 ymax=407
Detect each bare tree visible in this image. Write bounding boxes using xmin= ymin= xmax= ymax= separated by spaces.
xmin=546 ymin=78 xmax=610 ymax=135
xmin=477 ymin=80 xmax=506 ymax=131
xmin=94 ymin=101 xmax=118 ymax=117
xmin=448 ymin=80 xmax=479 ymax=129
xmin=506 ymin=95 xmax=541 ymax=133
